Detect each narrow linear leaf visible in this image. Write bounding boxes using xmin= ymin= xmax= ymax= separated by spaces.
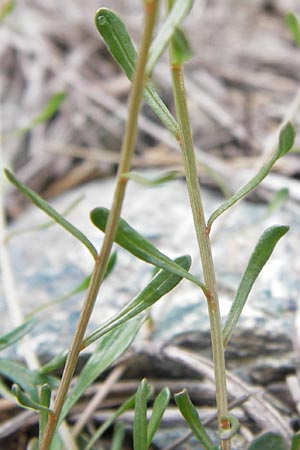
xmin=291 ymin=432 xmax=300 ymax=450
xmin=6 ymin=194 xmax=85 ymax=242
xmin=122 ymin=170 xmax=180 ymax=186
xmin=170 ymin=27 xmax=193 ymax=66
xmin=90 ymin=207 xmax=207 ymax=293
xmin=247 ymin=432 xmax=286 ymax=450
xmin=85 ymin=386 xmax=153 ymax=450
xmin=134 ymin=379 xmax=149 ymax=450
xmin=111 ymin=422 xmax=126 ymax=450
xmin=175 ymin=389 xmax=214 ymax=450
xmin=58 ymin=317 xmax=144 ymax=426
xmin=207 ymin=122 xmax=295 ymax=231
xmin=285 ymin=12 xmax=300 ymax=46
xmin=82 ymin=255 xmax=191 ymax=349
xmin=0 ymin=359 xmax=46 ymax=399
xmin=147 ymin=387 xmax=170 ymax=447
xmin=4 ymin=169 xmax=97 ymax=259
xmin=0 ymin=318 xmax=37 ymax=351
xmin=18 ymin=91 xmax=66 ymax=133
xmin=223 ymin=225 xmax=289 ymax=347
xmin=39 ymin=384 xmax=52 ymax=440
xmin=147 ymin=0 xmax=193 ymax=72
xmin=39 ymin=350 xmax=68 ymax=376
xmin=12 ymin=384 xmax=53 ymax=414
xmin=94 ymin=8 xmax=179 ymax=137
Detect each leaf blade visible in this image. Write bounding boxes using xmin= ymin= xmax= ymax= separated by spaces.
xmin=174 ymin=389 xmax=214 ymax=450
xmin=90 ymin=207 xmax=207 ymax=293
xmin=147 ymin=387 xmax=170 ymax=447
xmin=82 ymin=255 xmax=191 ymax=349
xmin=147 ymin=0 xmax=193 ymax=71
xmin=222 ymin=225 xmax=289 ymax=347
xmin=94 ymin=8 xmax=179 ymax=137
xmin=134 ymin=379 xmax=149 ymax=450
xmin=58 ymin=317 xmax=144 ymax=426
xmin=4 ymin=169 xmax=97 ymax=259
xmin=207 ymin=122 xmax=295 ymax=231
xmin=0 ymin=318 xmax=37 ymax=351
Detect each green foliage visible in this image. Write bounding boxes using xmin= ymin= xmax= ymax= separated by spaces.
xmin=207 ymin=121 xmax=295 ymax=231
xmin=0 ymin=318 xmax=37 ymax=351
xmin=58 ymin=317 xmax=144 ymax=426
xmin=82 ymin=255 xmax=191 ymax=348
xmin=18 ymin=91 xmax=66 ymax=133
xmin=175 ymin=389 xmax=215 ymax=449
xmin=222 ymin=225 xmax=289 ymax=347
xmin=91 ymin=207 xmax=206 ymax=292
xmin=5 ymin=169 xmax=97 ymax=259
xmin=2 ymin=2 xmax=297 ymax=450
xmin=248 ymin=432 xmax=287 ymax=450
xmin=285 ymin=12 xmax=300 ymax=46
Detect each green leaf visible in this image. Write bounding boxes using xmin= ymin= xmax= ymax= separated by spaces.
xmin=18 ymin=91 xmax=66 ymax=133
xmin=134 ymin=379 xmax=149 ymax=450
xmin=207 ymin=122 xmax=295 ymax=231
xmin=0 ymin=359 xmax=52 ymax=400
xmin=90 ymin=207 xmax=207 ymax=293
xmin=82 ymin=255 xmax=191 ymax=349
xmin=147 ymin=0 xmax=193 ymax=72
xmin=85 ymin=385 xmax=153 ymax=450
xmin=39 ymin=350 xmax=68 ymax=376
xmin=12 ymin=384 xmax=53 ymax=414
xmin=222 ymin=225 xmax=289 ymax=347
xmin=174 ymin=389 xmax=214 ymax=450
xmin=147 ymin=387 xmax=170 ymax=447
xmin=0 ymin=0 xmax=15 ymax=22
xmin=277 ymin=121 xmax=296 ymax=157
xmin=6 ymin=194 xmax=85 ymax=242
xmin=4 ymin=169 xmax=97 ymax=259
xmin=122 ymin=170 xmax=180 ymax=186
xmin=248 ymin=432 xmax=287 ymax=450
xmin=94 ymin=8 xmax=179 ymax=138
xmin=266 ymin=188 xmax=289 ymax=216
xmin=285 ymin=12 xmax=300 ymax=46
xmin=0 ymin=318 xmax=37 ymax=351
xmin=291 ymin=432 xmax=300 ymax=450
xmin=58 ymin=316 xmax=144 ymax=427
xmin=39 ymin=384 xmax=52 ymax=440
xmin=111 ymin=422 xmax=126 ymax=450
xmin=170 ymin=27 xmax=193 ymax=65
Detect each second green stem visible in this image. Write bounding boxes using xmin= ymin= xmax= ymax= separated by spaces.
xmin=170 ymin=63 xmax=230 ymax=450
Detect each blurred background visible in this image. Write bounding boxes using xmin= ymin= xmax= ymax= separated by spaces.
xmin=1 ymin=0 xmax=300 ymax=218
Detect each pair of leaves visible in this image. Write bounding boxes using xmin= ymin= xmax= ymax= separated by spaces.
xmin=134 ymin=379 xmax=170 ymax=450
xmin=94 ymin=5 xmax=185 ymax=138
xmin=82 ymin=254 xmax=191 ymax=349
xmin=90 ymin=207 xmax=206 ymax=293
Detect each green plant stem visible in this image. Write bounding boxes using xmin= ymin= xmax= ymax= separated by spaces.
xmin=39 ymin=2 xmax=159 ymax=449
xmin=168 ymin=40 xmax=230 ymax=450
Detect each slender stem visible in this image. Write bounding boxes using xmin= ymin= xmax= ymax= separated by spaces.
xmin=167 ymin=15 xmax=229 ymax=450
xmin=39 ymin=2 xmax=159 ymax=449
